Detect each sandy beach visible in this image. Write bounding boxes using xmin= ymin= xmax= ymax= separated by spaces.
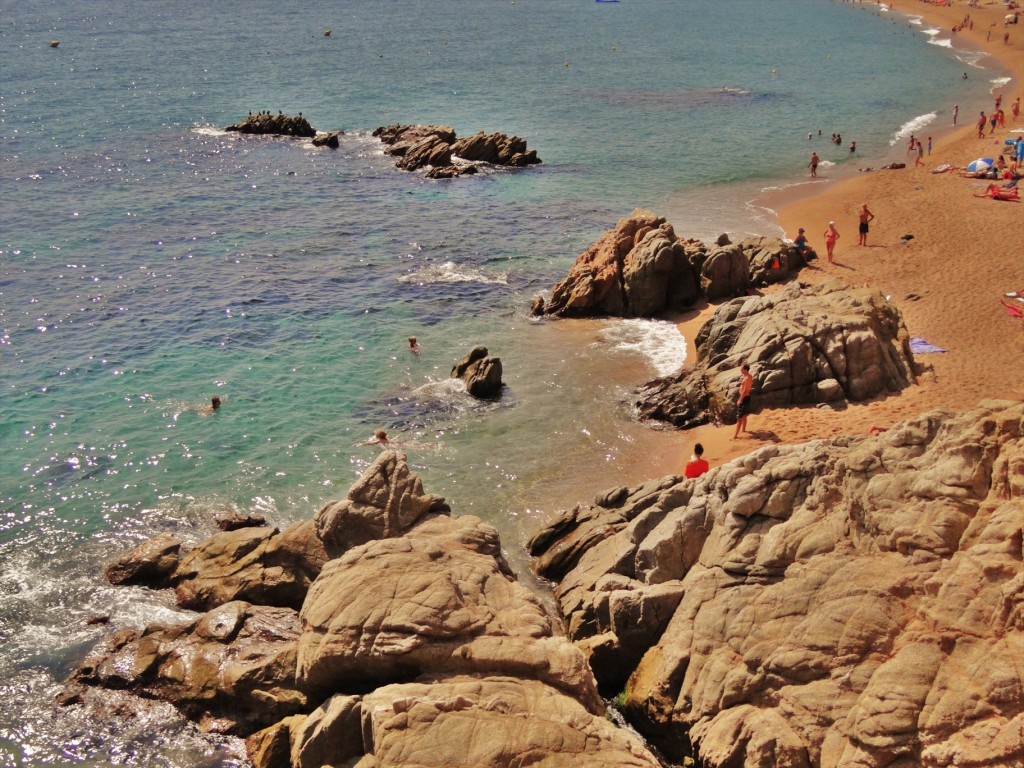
xmin=673 ymin=0 xmax=1024 ymax=474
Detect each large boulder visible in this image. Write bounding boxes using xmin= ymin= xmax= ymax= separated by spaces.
xmin=226 ymin=112 xmax=316 ymax=138
xmin=529 ymin=400 xmax=1024 ymax=768
xmin=103 ymin=519 xmax=328 ymax=612
xmin=451 ymin=345 xmax=504 ymax=397
xmin=540 ymin=210 xmax=803 ymax=318
xmin=636 ymin=280 xmax=916 ymax=428
xmin=314 ymin=449 xmax=450 ymax=559
xmin=297 ymin=514 xmax=602 ymax=713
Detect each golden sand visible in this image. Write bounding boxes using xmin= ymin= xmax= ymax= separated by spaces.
xmin=672 ymin=0 xmax=1024 ymax=474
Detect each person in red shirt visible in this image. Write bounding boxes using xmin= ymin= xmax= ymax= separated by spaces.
xmin=684 ymin=443 xmax=710 ymax=478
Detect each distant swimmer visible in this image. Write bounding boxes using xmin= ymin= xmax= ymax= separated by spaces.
xmin=408 ymin=336 xmax=421 ymax=353
xmin=358 ymin=429 xmax=392 ymax=447
xmin=211 ymin=396 xmax=222 ymax=411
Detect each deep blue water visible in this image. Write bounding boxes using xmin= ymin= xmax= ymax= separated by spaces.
xmin=0 ymin=1 xmax=1005 ymax=764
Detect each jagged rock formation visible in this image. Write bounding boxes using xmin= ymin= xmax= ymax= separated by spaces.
xmin=528 ymin=400 xmax=1024 ymax=768
xmin=536 ymin=209 xmax=816 ymax=318
xmin=635 ymin=280 xmax=916 ymax=429
xmin=311 ymin=131 xmax=341 ymax=148
xmin=451 ymin=345 xmax=504 ymax=397
xmin=372 ymin=123 xmax=540 ymax=177
xmin=226 ymin=112 xmax=317 ymax=138
xmin=71 ymin=452 xmax=660 ymax=768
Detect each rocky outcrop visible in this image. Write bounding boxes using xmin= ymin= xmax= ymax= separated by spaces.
xmin=76 ymin=451 xmax=658 ymax=767
xmin=71 ymin=601 xmax=308 ymax=734
xmin=313 ymin=449 xmax=450 ymax=559
xmin=310 ymin=131 xmax=341 ymax=148
xmin=372 ymin=123 xmax=541 ymax=176
xmin=635 ymin=280 xmax=916 ymax=428
xmin=451 ymin=345 xmax=504 ymax=397
xmin=528 ymin=400 xmax=1024 ymax=768
xmin=451 ymin=130 xmax=541 ymax=166
xmin=536 ymin=210 xmax=815 ymax=318
xmin=226 ymin=112 xmax=316 ymax=138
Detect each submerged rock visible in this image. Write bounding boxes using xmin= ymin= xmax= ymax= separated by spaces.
xmin=528 ymin=400 xmax=1024 ymax=768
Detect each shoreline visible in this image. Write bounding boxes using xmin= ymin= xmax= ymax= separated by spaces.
xmin=667 ymin=0 xmax=1024 ymax=475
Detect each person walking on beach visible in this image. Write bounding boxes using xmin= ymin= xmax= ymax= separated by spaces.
xmin=1013 ymin=97 xmax=1021 ymax=120
xmin=858 ymin=203 xmax=875 ymax=246
xmin=824 ymin=221 xmax=840 ymax=263
xmin=915 ymin=140 xmax=924 ymax=167
xmin=732 ymin=364 xmax=754 ymax=440
xmin=977 ymin=111 xmax=987 ymax=139
xmin=927 ymin=136 xmax=932 ymax=155
xmin=809 ymin=151 xmax=819 ymax=178
xmin=953 ymin=104 xmax=959 ymax=126
xmin=684 ymin=443 xmax=710 ymax=478
xmin=989 ymin=111 xmax=998 ymax=136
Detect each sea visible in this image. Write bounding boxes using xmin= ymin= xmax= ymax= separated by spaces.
xmin=0 ymin=1 xmax=1009 ymax=764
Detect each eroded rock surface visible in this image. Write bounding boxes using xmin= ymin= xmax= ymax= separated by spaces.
xmin=537 ymin=209 xmax=815 ymax=318
xmin=528 ymin=400 xmax=1024 ymax=768
xmin=78 ymin=451 xmax=651 ymax=767
xmin=373 ymin=123 xmax=540 ymax=176
xmin=451 ymin=345 xmax=504 ymax=397
xmin=635 ymin=280 xmax=916 ymax=428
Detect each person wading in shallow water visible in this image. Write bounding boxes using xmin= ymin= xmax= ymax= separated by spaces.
xmin=732 ymin=363 xmax=754 ymax=439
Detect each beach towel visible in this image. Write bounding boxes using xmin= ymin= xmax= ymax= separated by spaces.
xmin=1003 ymin=301 xmax=1024 ymax=319
xmin=931 ymin=163 xmax=952 ymax=174
xmin=909 ymin=338 xmax=948 ymax=354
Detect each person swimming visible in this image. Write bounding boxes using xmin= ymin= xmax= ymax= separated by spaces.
xmin=357 ymin=429 xmax=391 ymax=446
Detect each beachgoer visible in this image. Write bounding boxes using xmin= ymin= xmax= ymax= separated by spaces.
xmin=732 ymin=364 xmax=754 ymax=439
xmin=927 ymin=136 xmax=932 ymax=155
xmin=989 ymin=112 xmax=998 ymax=136
xmin=809 ymin=152 xmax=819 ymax=177
xmin=915 ymin=141 xmax=924 ymax=167
xmin=907 ymin=134 xmax=916 ymax=153
xmin=858 ymin=203 xmax=875 ymax=246
xmin=211 ymin=396 xmax=222 ymax=411
xmin=997 ymin=109 xmax=1006 ymax=128
xmin=977 ymin=111 xmax=987 ymax=139
xmin=793 ymin=227 xmax=809 ymax=256
xmin=358 ymin=429 xmax=391 ymax=447
xmin=824 ymin=221 xmax=840 ymax=263
xmin=849 ymin=141 xmax=857 ymax=153
xmin=684 ymin=443 xmax=710 ymax=478
xmin=808 ymin=132 xmax=813 ymax=141
xmin=953 ymin=104 xmax=959 ymax=125
xmin=408 ymin=336 xmax=421 ymax=353
xmin=835 ymin=133 xmax=842 ymax=146
xmin=963 ymin=72 xmax=968 ymax=80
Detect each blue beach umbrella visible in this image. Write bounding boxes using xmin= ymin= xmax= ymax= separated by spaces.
xmin=965 ymin=158 xmax=994 ymax=173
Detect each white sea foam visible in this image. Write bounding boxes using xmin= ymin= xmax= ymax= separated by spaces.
xmin=927 ymin=37 xmax=953 ymax=49
xmin=599 ymin=319 xmax=687 ymax=377
xmin=398 ymin=261 xmax=509 ymax=285
xmin=890 ymin=112 xmax=937 ymax=146
xmin=990 ymin=76 xmax=1012 ymax=89
xmin=922 ymin=27 xmax=941 ymax=38
xmin=191 ymin=125 xmax=229 ymax=137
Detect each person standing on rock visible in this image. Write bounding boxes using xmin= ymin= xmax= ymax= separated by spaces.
xmin=732 ymin=364 xmax=754 ymax=440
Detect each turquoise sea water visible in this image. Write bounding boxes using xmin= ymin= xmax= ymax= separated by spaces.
xmin=0 ymin=1 xmax=1008 ymax=764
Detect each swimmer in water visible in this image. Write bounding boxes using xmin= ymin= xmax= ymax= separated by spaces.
xmin=357 ymin=429 xmax=391 ymax=447
xmin=408 ymin=336 xmax=421 ymax=353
